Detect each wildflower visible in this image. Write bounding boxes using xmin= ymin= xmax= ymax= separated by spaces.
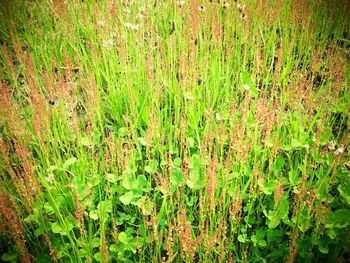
xmin=240 ymin=13 xmax=247 ymax=21
xmin=125 ymin=22 xmax=140 ymax=31
xmin=198 ymin=4 xmax=206 ymax=12
xmin=328 ymin=140 xmax=336 ymax=151
xmin=237 ymin=2 xmax=246 ymax=11
xmin=139 ymin=6 xmax=146 ymax=14
xmin=177 ymin=0 xmax=185 ymax=6
xmin=223 ymin=2 xmax=229 ymax=9
xmin=45 ymin=173 xmax=55 ymax=184
xmin=137 ymin=13 xmax=144 ymax=20
xmin=124 ymin=8 xmax=131 ymax=14
xmin=335 ymin=147 xmax=344 ymax=155
xmin=97 ymin=20 xmax=106 ymax=27
xmin=103 ymin=39 xmax=114 ymax=48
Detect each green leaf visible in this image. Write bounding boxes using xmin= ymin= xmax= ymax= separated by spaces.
xmin=186 ymin=137 xmax=195 ymax=148
xmin=327 ymin=209 xmax=350 ymax=228
xmin=258 ymin=240 xmax=267 ymax=247
xmin=288 ymin=170 xmax=302 ymax=185
xmin=173 ymin=157 xmax=182 ymax=167
xmin=63 ymin=157 xmax=77 ymax=170
xmin=44 ymin=202 xmax=55 ymax=215
xmin=318 ymin=244 xmax=329 ymax=254
xmin=81 ymin=136 xmax=92 ymax=146
xmin=266 ymin=229 xmax=283 ymax=243
xmin=170 ymin=167 xmax=184 ymax=186
xmin=137 ymin=137 xmax=147 ymax=146
xmin=238 ymin=234 xmax=247 ymax=243
xmin=51 ymin=222 xmax=67 ymax=236
xmin=120 ymin=191 xmax=134 ymax=205
xmin=94 ymin=252 xmax=102 ymax=262
xmin=89 ymin=210 xmax=99 ymax=220
xmin=291 ymin=138 xmax=302 ymax=148
xmin=98 ymin=200 xmax=112 ymax=213
xmin=338 ymin=183 xmax=350 ymax=205
xmin=259 ymin=180 xmax=277 ymax=195
xmin=34 ymin=227 xmax=44 ymax=237
xmin=118 ymin=127 xmax=130 ymax=137
xmin=240 ymin=71 xmax=258 ymax=97
xmin=1 ymin=251 xmax=19 ymax=262
xmin=186 ymin=170 xmax=205 ymax=190
xmin=268 ymin=212 xmax=281 ymax=229
xmin=118 ymin=232 xmax=137 ymax=253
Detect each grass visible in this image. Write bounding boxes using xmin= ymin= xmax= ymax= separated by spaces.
xmin=0 ymin=0 xmax=349 ymax=262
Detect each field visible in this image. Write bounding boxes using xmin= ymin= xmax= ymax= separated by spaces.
xmin=0 ymin=0 xmax=350 ymax=262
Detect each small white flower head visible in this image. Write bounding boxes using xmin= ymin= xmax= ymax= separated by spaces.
xmin=124 ymin=7 xmax=131 ymax=14
xmin=137 ymin=13 xmax=145 ymax=20
xmin=46 ymin=173 xmax=55 ymax=184
xmin=97 ymin=20 xmax=107 ymax=27
xmin=328 ymin=140 xmax=337 ymax=151
xmin=177 ymin=0 xmax=185 ymax=6
xmin=198 ymin=4 xmax=206 ymax=12
xmin=124 ymin=22 xmax=140 ymax=31
xmin=123 ymin=0 xmax=134 ymax=6
xmin=103 ymin=39 xmax=114 ymax=48
xmin=223 ymin=2 xmax=229 ymax=9
xmin=335 ymin=147 xmax=344 ymax=155
xmin=139 ymin=6 xmax=146 ymax=14
xmin=237 ymin=3 xmax=246 ymax=11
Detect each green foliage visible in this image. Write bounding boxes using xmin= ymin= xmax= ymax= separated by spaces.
xmin=0 ymin=0 xmax=349 ymax=262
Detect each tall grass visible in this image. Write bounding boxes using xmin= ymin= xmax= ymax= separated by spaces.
xmin=0 ymin=0 xmax=349 ymax=262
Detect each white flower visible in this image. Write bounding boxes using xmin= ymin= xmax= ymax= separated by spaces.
xmin=198 ymin=4 xmax=206 ymax=12
xmin=335 ymin=147 xmax=344 ymax=155
xmin=139 ymin=6 xmax=146 ymax=14
xmin=137 ymin=13 xmax=145 ymax=20
xmin=125 ymin=22 xmax=140 ymax=31
xmin=223 ymin=2 xmax=229 ymax=9
xmin=328 ymin=140 xmax=337 ymax=151
xmin=177 ymin=0 xmax=185 ymax=6
xmin=103 ymin=39 xmax=114 ymax=48
xmin=46 ymin=173 xmax=55 ymax=183
xmin=97 ymin=20 xmax=106 ymax=27
xmin=237 ymin=3 xmax=246 ymax=10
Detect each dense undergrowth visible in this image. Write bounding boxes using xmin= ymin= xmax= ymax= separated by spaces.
xmin=0 ymin=0 xmax=350 ymax=262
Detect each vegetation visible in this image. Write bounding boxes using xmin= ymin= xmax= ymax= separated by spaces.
xmin=0 ymin=0 xmax=349 ymax=262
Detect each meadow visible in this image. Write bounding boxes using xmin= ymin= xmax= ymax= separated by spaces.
xmin=0 ymin=0 xmax=350 ymax=262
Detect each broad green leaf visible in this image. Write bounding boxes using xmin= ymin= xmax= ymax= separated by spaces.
xmin=1 ymin=251 xmax=19 ymax=262
xmin=170 ymin=167 xmax=183 ymax=186
xmin=240 ymin=71 xmax=258 ymax=97
xmin=89 ymin=210 xmax=99 ymax=220
xmin=137 ymin=137 xmax=147 ymax=146
xmin=81 ymin=136 xmax=92 ymax=146
xmin=327 ymin=209 xmax=350 ymax=228
xmin=118 ymin=127 xmax=130 ymax=137
xmin=318 ymin=244 xmax=329 ymax=254
xmin=118 ymin=232 xmax=137 ymax=253
xmin=51 ymin=222 xmax=67 ymax=236
xmin=120 ymin=191 xmax=134 ymax=205
xmin=238 ymin=234 xmax=247 ymax=243
xmin=98 ymin=200 xmax=112 ymax=213
xmin=268 ymin=212 xmax=281 ymax=229
xmin=246 ymin=111 xmax=254 ymax=127
xmin=258 ymin=180 xmax=277 ymax=195
xmin=338 ymin=183 xmax=350 ymax=205
xmin=291 ymin=138 xmax=302 ymax=148
xmin=63 ymin=157 xmax=77 ymax=170
xmin=186 ymin=170 xmax=205 ymax=190
xmin=186 ymin=137 xmax=195 ymax=148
